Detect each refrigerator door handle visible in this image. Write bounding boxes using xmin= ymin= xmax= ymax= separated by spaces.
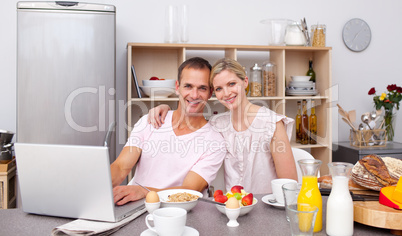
xmin=56 ymin=1 xmax=79 ymax=7
xmin=104 ymin=122 xmax=116 ymax=148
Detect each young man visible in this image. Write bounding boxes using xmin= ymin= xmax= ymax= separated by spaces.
xmin=111 ymin=57 xmax=226 ymax=205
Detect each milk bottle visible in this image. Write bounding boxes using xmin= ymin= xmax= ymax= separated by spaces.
xmin=326 ymin=162 xmax=354 ymax=236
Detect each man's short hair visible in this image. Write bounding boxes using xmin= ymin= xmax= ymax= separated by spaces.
xmin=177 ymin=57 xmax=212 ymax=83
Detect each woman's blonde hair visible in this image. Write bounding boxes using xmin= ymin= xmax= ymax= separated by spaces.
xmin=210 ymin=58 xmax=246 ymax=87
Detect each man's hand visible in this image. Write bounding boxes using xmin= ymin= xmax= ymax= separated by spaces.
xmin=113 ymin=185 xmax=148 ymax=205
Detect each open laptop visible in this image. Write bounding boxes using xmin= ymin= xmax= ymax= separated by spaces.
xmin=14 ymin=143 xmax=145 ymax=222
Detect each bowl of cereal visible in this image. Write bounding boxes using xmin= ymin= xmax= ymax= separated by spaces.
xmin=157 ymin=189 xmax=203 ymax=211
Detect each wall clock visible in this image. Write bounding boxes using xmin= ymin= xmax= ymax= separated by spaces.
xmin=342 ymin=18 xmax=371 ymax=52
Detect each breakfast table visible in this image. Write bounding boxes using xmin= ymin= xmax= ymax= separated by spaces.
xmin=0 ymin=195 xmax=394 ymax=235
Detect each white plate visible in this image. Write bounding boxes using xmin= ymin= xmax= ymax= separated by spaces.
xmin=140 ymin=226 xmax=199 ymax=236
xmin=285 ymin=89 xmax=318 ymax=96
xmin=261 ymin=194 xmax=285 ymax=209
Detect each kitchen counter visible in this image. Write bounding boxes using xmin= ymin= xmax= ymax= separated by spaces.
xmin=0 ymin=195 xmax=393 ymax=235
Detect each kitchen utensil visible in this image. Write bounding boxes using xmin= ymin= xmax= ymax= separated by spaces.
xmin=361 ymin=114 xmax=380 ymax=145
xmin=135 ymin=181 xmax=151 ymax=192
xmin=342 ymin=117 xmax=357 ymax=130
xmin=361 ymin=114 xmax=372 ymax=129
xmin=268 ymin=198 xmax=277 ymax=204
xmin=198 ymin=197 xmax=225 ymax=206
xmin=348 ymin=110 xmax=356 ymax=123
xmin=300 ymin=17 xmax=310 ymax=46
xmin=337 ymin=104 xmax=350 ymax=121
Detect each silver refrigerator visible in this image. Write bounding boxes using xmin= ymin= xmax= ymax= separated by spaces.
xmin=17 ymin=2 xmax=116 ymax=162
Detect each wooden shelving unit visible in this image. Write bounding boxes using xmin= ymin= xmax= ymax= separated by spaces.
xmin=126 ymin=43 xmax=332 ymax=174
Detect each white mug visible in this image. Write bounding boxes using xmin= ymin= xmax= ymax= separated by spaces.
xmin=271 ymin=178 xmax=297 ymax=204
xmin=145 ymin=207 xmax=187 ymax=236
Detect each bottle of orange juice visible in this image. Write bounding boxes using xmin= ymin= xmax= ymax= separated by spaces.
xmin=297 ymin=159 xmax=322 ymax=232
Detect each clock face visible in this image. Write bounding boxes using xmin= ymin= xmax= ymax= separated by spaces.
xmin=342 ymin=18 xmax=371 ymax=52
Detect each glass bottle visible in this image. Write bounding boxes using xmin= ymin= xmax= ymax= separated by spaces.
xmin=306 ymin=58 xmax=316 ymax=82
xmin=297 ymin=159 xmax=323 ymax=233
xmin=326 ymin=162 xmax=354 ymax=236
xmin=262 ymin=61 xmax=277 ymax=96
xmin=309 ymin=100 xmax=317 ymax=144
xmin=249 ymin=63 xmax=262 ymax=97
xmin=301 ymin=99 xmax=309 ymax=145
xmin=296 ymin=101 xmax=302 ymax=143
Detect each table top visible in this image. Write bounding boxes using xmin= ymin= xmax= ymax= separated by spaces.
xmin=0 ymin=195 xmax=394 ymax=236
xmin=335 ymin=141 xmax=402 ymax=154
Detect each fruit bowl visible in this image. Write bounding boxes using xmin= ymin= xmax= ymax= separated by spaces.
xmin=157 ymin=189 xmax=203 ymax=212
xmin=139 ymin=86 xmax=175 ymax=98
xmin=142 ymin=79 xmax=176 ymax=87
xmin=215 ymin=198 xmax=258 ymax=216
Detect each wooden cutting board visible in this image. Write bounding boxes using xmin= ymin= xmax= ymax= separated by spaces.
xmin=354 ymin=201 xmax=402 ymax=234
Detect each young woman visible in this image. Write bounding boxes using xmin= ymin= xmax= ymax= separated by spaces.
xmin=148 ymin=58 xmax=297 ymax=194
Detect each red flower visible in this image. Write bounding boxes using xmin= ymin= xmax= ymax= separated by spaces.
xmin=384 ymin=99 xmax=390 ymax=103
xmin=368 ymin=87 xmax=376 ymax=95
xmin=387 ymin=84 xmax=397 ymax=91
xmin=397 ymin=87 xmax=402 ymax=93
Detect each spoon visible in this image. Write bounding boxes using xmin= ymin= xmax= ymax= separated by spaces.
xmin=361 ymin=114 xmax=373 ymax=130
xmin=361 ymin=114 xmax=380 ymax=144
xmin=135 ymin=181 xmax=151 ymax=192
xmin=268 ymin=198 xmax=277 ymax=204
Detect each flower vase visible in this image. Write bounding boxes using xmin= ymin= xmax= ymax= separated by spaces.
xmin=382 ymin=108 xmax=397 ymax=142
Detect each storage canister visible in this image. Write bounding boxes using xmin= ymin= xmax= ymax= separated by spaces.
xmin=311 ymin=24 xmax=326 ymax=47
xmin=262 ymin=61 xmax=277 ymax=96
xmin=249 ymin=63 xmax=262 ymax=97
xmin=285 ymin=21 xmax=306 ymax=46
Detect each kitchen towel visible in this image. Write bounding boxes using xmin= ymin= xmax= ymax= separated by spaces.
xmin=52 ymin=208 xmax=147 ymax=236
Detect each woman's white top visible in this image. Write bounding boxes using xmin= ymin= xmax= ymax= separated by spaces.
xmin=209 ymin=106 xmax=294 ymax=194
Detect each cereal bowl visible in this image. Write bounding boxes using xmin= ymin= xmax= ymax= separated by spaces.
xmin=215 ymin=198 xmax=258 ymax=216
xmin=157 ymin=189 xmax=203 ymax=211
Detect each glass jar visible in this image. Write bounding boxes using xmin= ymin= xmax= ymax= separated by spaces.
xmin=311 ymin=24 xmax=326 ymax=47
xmin=262 ymin=61 xmax=276 ymax=96
xmin=249 ymin=63 xmax=262 ymax=97
xmin=285 ymin=21 xmax=306 ymax=46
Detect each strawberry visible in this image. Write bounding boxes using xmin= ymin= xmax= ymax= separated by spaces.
xmin=150 ymin=76 xmax=159 ymax=80
xmin=215 ymin=194 xmax=228 ymax=204
xmin=213 ymin=189 xmax=223 ymax=198
xmin=241 ymin=193 xmax=254 ymax=206
xmin=231 ymin=185 xmax=244 ymax=194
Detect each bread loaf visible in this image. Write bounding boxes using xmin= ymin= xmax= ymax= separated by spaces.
xmin=318 ymin=175 xmax=369 ymax=191
xmin=359 ymin=154 xmax=398 ymax=186
xmin=351 ymin=155 xmax=401 ymax=191
xmin=383 ymin=157 xmax=402 ymax=179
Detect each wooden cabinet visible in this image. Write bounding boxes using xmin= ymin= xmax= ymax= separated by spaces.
xmin=127 ymin=43 xmax=332 ymax=174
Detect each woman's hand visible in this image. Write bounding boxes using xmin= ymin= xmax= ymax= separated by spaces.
xmin=147 ymin=104 xmax=171 ymax=128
